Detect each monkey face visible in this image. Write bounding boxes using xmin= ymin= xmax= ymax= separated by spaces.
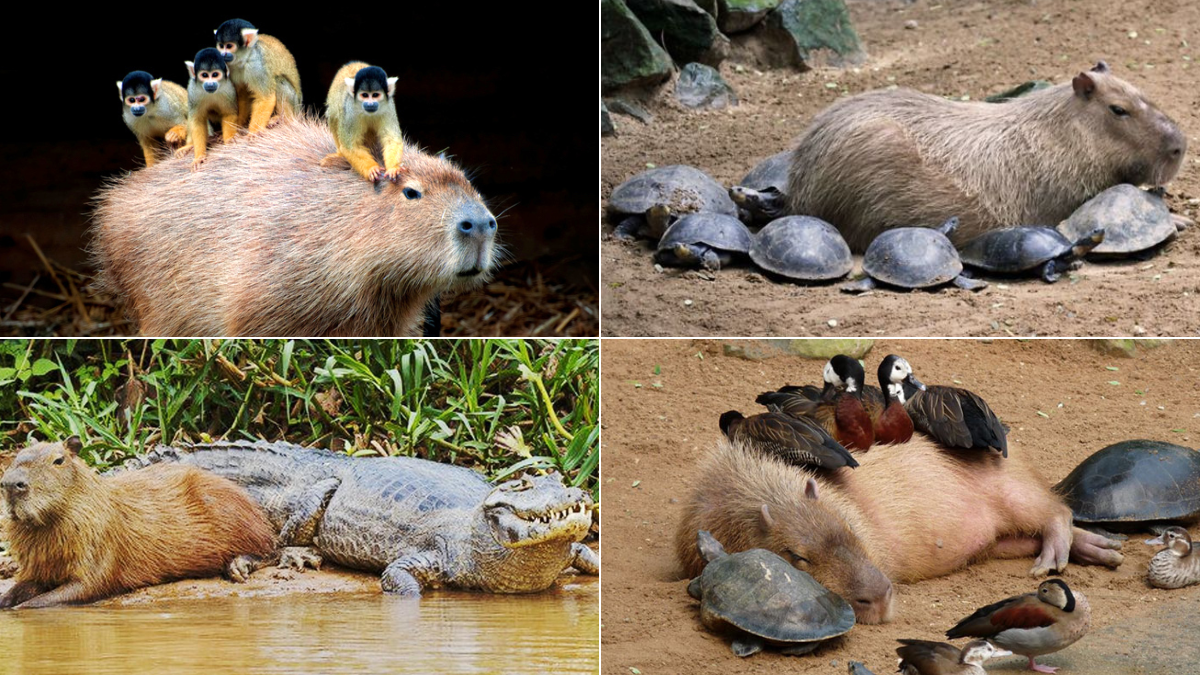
xmin=358 ymin=89 xmax=385 ymax=114
xmin=125 ymin=94 xmax=150 ymax=117
xmin=217 ymin=41 xmax=238 ymax=63
xmin=198 ymin=69 xmax=225 ymax=94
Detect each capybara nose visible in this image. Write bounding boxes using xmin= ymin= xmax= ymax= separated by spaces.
xmin=457 ymin=213 xmax=497 ymax=241
xmin=1 ymin=478 xmax=27 ymax=494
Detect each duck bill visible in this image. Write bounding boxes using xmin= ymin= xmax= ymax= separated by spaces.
xmin=904 ymin=374 xmax=926 ymax=392
xmin=1145 ymin=536 xmax=1165 ymax=546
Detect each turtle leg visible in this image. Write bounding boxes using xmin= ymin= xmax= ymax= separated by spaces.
xmin=699 ymin=248 xmax=723 ymax=272
xmin=1172 ymin=213 xmax=1193 ymax=231
xmin=840 ymin=277 xmax=878 ymax=294
xmin=779 ymin=642 xmax=820 ymax=656
xmin=1040 ymin=260 xmax=1064 ymax=284
xmin=952 ymin=274 xmax=988 ymax=291
xmin=614 ymin=217 xmax=647 ymax=242
xmin=731 ymin=636 xmax=764 ymax=657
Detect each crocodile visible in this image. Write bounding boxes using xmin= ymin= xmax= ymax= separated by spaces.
xmin=127 ymin=441 xmax=598 ymax=596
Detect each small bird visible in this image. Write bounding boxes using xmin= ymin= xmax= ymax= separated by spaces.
xmin=756 ymin=355 xmax=874 ymax=450
xmin=896 ymin=639 xmax=1012 ymax=675
xmin=719 ymin=410 xmax=859 ymax=470
xmin=892 ymin=372 xmax=1008 ymax=457
xmin=946 ymin=579 xmax=1090 ymax=673
xmin=866 ymin=354 xmax=925 ymax=445
xmin=1146 ymin=526 xmax=1200 ymax=589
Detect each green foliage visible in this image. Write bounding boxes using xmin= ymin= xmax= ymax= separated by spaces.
xmin=0 ymin=340 xmax=599 ymax=496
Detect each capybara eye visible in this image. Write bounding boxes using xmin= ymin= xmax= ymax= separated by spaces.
xmin=1109 ymin=105 xmax=1129 ymax=117
xmin=53 ymin=456 xmax=64 ymax=465
xmin=403 ymin=188 xmax=422 ymax=200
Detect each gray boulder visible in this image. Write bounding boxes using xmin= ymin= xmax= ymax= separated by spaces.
xmin=627 ymin=0 xmax=730 ymax=66
xmin=602 ymin=0 xmax=674 ymax=92
xmin=676 ymin=63 xmax=738 ymax=109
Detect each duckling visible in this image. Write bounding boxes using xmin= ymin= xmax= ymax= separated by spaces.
xmin=864 ymin=355 xmax=925 ymax=445
xmin=1146 ymin=526 xmax=1200 ymax=589
xmin=946 ymin=579 xmax=1090 ymax=673
xmin=719 ymin=410 xmax=859 ymax=470
xmin=756 ymin=355 xmax=874 ymax=451
xmin=891 ymin=365 xmax=1008 ymax=457
xmin=896 ymin=639 xmax=1012 ymax=675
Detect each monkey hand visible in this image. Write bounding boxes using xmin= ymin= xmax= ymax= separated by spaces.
xmin=190 ymin=156 xmax=208 ymax=172
xmin=266 ymin=116 xmax=285 ymax=130
xmin=385 ymin=165 xmax=408 ymax=182
xmin=366 ymin=166 xmax=385 ymax=182
xmin=174 ymin=144 xmax=194 ymax=159
xmin=165 ymin=125 xmax=187 ymax=145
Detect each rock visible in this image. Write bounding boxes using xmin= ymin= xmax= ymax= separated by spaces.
xmin=675 ymin=63 xmax=739 ymax=108
xmin=722 ymin=339 xmax=873 ymax=361
xmin=602 ymin=101 xmax=616 ymax=136
xmin=735 ymin=0 xmax=865 ymax=70
xmin=608 ymin=98 xmax=655 ymax=124
xmin=985 ymin=80 xmax=1052 ymax=103
xmin=694 ymin=0 xmax=719 ymax=16
xmin=602 ymin=0 xmax=675 ymax=92
xmin=627 ymin=0 xmax=730 ymax=66
xmin=903 ymin=19 xmax=918 ymax=29
xmin=719 ymin=0 xmax=782 ymax=34
xmin=1089 ymin=339 xmax=1169 ymax=358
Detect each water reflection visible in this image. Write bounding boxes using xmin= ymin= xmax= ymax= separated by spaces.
xmin=0 ymin=579 xmax=598 ymax=674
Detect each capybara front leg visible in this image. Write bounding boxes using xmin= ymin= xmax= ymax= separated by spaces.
xmin=278 ymin=546 xmax=323 ymax=572
xmin=0 ymin=580 xmax=47 ymax=609
xmin=1069 ymin=526 xmax=1123 ymax=568
xmin=226 ymin=554 xmax=269 ymax=583
xmin=1030 ymin=512 xmax=1072 ymax=577
xmin=987 ymin=535 xmax=1041 ymax=560
xmin=15 ymin=581 xmax=92 ymax=609
xmin=570 ymin=543 xmax=599 ymax=575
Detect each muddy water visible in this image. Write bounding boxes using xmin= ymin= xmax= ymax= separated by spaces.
xmin=0 ymin=578 xmax=598 ymax=675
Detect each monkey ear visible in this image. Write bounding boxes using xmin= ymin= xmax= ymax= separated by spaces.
xmin=1071 ymin=72 xmax=1096 ymax=99
xmin=241 ymin=28 xmax=259 ymax=48
xmin=804 ymin=478 xmax=820 ymax=501
xmin=213 ymin=28 xmax=218 ymax=36
xmin=116 ymin=81 xmax=125 ymax=101
xmin=344 ymin=77 xmax=356 ymax=94
xmin=387 ymin=77 xmax=398 ymax=98
xmin=186 ymin=61 xmax=197 ymax=80
xmin=64 ymin=436 xmax=82 ymax=456
xmin=759 ymin=503 xmax=775 ymax=530
xmin=150 ymin=78 xmax=162 ymax=100
xmin=1090 ymin=61 xmax=1109 ymax=73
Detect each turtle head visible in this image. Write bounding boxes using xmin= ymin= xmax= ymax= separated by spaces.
xmin=696 ymin=530 xmax=729 ymax=563
xmin=645 ymin=204 xmax=673 ymax=238
xmin=484 ymin=471 xmax=593 ymax=548
xmin=1070 ymin=227 xmax=1106 ymax=257
xmin=935 ymin=217 xmax=960 ymax=237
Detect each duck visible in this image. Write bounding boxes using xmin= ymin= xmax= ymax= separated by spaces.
xmin=896 ymin=639 xmax=1011 ymax=675
xmin=886 ymin=364 xmax=1008 ymax=457
xmin=719 ymin=410 xmax=859 ymax=470
xmin=755 ymin=355 xmax=874 ymax=451
xmin=861 ymin=355 xmax=925 ymax=445
xmin=1146 ymin=526 xmax=1200 ymax=589
xmin=945 ymin=579 xmax=1090 ymax=673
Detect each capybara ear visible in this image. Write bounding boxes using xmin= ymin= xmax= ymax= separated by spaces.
xmin=804 ymin=477 xmax=820 ymax=501
xmin=64 ymin=436 xmax=83 ymax=455
xmin=1090 ymin=61 xmax=1110 ymax=73
xmin=759 ymin=503 xmax=776 ymax=531
xmin=1072 ymin=72 xmax=1097 ymax=98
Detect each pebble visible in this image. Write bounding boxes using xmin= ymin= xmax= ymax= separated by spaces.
xmin=1133 ymin=325 xmax=1146 ymax=335
xmin=828 ymin=319 xmax=838 ymax=328
xmin=653 ymin=264 xmax=664 ymax=273
xmin=683 ymin=299 xmax=694 ymax=307
xmin=904 ymin=19 xmax=919 ymax=29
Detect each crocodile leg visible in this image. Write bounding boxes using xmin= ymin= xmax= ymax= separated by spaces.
xmin=570 ymin=543 xmax=599 ymax=575
xmin=381 ymin=551 xmax=446 ymax=597
xmin=279 ymin=477 xmax=341 ymax=545
xmin=278 ymin=546 xmax=323 ymax=571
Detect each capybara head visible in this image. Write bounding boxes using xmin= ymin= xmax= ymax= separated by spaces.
xmin=1 ymin=438 xmax=89 ymax=526
xmin=1070 ymin=61 xmax=1185 ymax=187
xmin=758 ymin=478 xmax=895 ymax=623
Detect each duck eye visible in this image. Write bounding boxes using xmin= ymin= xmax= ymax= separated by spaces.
xmin=1109 ymin=105 xmax=1129 ymax=117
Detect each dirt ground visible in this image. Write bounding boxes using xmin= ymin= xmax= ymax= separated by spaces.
xmin=601 ymin=0 xmax=1200 ymax=337
xmin=600 ymin=339 xmax=1200 ymax=674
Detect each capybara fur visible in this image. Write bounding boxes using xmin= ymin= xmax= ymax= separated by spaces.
xmin=91 ymin=114 xmax=499 ymax=336
xmin=787 ymin=62 xmax=1185 ymax=251
xmin=0 ymin=438 xmax=275 ymax=609
xmin=676 ymin=437 xmax=1124 ymax=623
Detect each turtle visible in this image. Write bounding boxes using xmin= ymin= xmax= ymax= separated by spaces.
xmin=750 ymin=216 xmax=853 ymax=282
xmin=958 ymin=226 xmax=1106 ymax=283
xmin=729 ymin=151 xmax=790 ymax=224
xmin=841 ymin=217 xmax=988 ymax=293
xmin=608 ymin=165 xmax=738 ymax=241
xmin=1052 ymin=440 xmax=1200 ymax=534
xmin=687 ymin=530 xmax=855 ymax=658
xmin=1057 ymin=184 xmax=1181 ymax=258
xmin=654 ymin=213 xmax=752 ymax=271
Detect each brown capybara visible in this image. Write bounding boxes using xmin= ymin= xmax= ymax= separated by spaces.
xmin=0 ymin=437 xmax=276 ymax=609
xmin=787 ymin=61 xmax=1185 ymax=251
xmin=676 ymin=437 xmax=1124 ymax=624
xmin=90 ymin=115 xmax=499 ymax=336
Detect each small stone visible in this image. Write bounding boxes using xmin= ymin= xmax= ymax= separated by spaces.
xmin=904 ymin=19 xmax=918 ymax=29
xmin=654 ymin=263 xmax=665 ymax=273
xmin=827 ymin=319 xmax=838 ymax=327
xmin=1133 ymin=325 xmax=1146 ymax=335
xmin=683 ymin=299 xmax=694 ymax=307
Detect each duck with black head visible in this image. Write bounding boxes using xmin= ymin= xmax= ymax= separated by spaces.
xmin=863 ymin=355 xmax=925 ymax=445
xmin=887 ymin=361 xmax=1009 ymax=457
xmin=718 ymin=410 xmax=859 ymax=471
xmin=756 ymin=355 xmax=875 ymax=451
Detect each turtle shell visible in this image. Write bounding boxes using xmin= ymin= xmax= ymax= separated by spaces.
xmin=1052 ymin=440 xmax=1200 ymax=524
xmin=861 ymin=227 xmax=962 ymax=288
xmin=657 ymin=213 xmax=752 ymax=255
xmin=1058 ymin=184 xmax=1176 ymax=255
xmin=696 ymin=548 xmax=855 ymax=644
xmin=608 ymin=165 xmax=738 ymax=219
xmin=750 ymin=216 xmax=853 ymax=281
xmin=738 ymin=151 xmax=791 ymax=193
xmin=958 ymin=227 xmax=1073 ymax=272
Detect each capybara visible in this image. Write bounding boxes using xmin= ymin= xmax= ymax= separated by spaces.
xmin=676 ymin=438 xmax=1124 ymax=624
xmin=787 ymin=62 xmax=1185 ymax=251
xmin=90 ymin=115 xmax=499 ymax=336
xmin=0 ymin=437 xmax=276 ymax=609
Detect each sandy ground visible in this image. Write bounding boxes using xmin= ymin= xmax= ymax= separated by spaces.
xmin=601 ymin=0 xmax=1200 ymax=337
xmin=600 ymin=339 xmax=1200 ymax=674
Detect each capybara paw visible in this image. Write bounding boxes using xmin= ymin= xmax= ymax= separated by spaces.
xmin=1070 ymin=527 xmax=1125 ymax=568
xmin=226 ymin=555 xmax=257 ymax=583
xmin=279 ymin=546 xmax=322 ymax=572
xmin=0 ymin=555 xmax=18 ymax=579
xmin=164 ymin=125 xmax=187 ymax=145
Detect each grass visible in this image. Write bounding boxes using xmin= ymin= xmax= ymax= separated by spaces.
xmin=0 ymin=339 xmax=598 ymax=497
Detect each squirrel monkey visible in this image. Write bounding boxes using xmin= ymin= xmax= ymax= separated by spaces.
xmin=118 ymin=71 xmax=189 ymax=167
xmin=214 ymin=18 xmax=302 ymax=134
xmin=321 ymin=62 xmax=405 ymax=182
xmin=175 ymin=48 xmax=239 ymax=170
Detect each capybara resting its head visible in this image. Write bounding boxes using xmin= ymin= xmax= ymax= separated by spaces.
xmin=90 ymin=115 xmax=499 ymax=336
xmin=1 ymin=437 xmax=88 ymax=526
